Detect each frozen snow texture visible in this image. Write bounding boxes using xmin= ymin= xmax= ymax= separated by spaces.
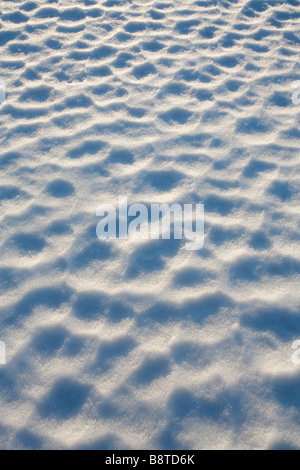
xmin=0 ymin=0 xmax=300 ymax=450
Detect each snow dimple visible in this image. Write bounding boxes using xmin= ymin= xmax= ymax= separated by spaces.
xmin=0 ymin=0 xmax=299 ymax=452
xmin=37 ymin=378 xmax=91 ymax=420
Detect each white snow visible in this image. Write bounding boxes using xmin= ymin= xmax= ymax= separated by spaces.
xmin=0 ymin=0 xmax=300 ymax=450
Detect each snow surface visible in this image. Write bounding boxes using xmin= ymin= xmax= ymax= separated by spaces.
xmin=0 ymin=0 xmax=300 ymax=450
